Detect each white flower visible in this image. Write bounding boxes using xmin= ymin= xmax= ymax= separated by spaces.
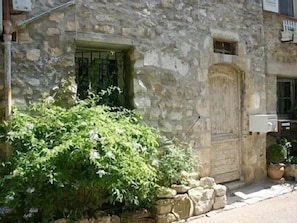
xmin=0 ymin=207 xmax=12 ymax=214
xmin=23 ymin=213 xmax=33 ymax=219
xmin=106 ymin=151 xmax=115 ymax=160
xmin=26 ymin=187 xmax=35 ymax=193
xmin=115 ymin=128 xmax=124 ymax=135
xmin=89 ymin=130 xmax=99 ymax=140
xmin=151 ymin=159 xmax=159 ymax=167
xmin=7 ymin=131 xmax=14 ymax=136
xmin=96 ymin=169 xmax=106 ymax=177
xmin=89 ymin=150 xmax=100 ymax=160
xmin=133 ymin=142 xmax=142 ymax=150
xmin=133 ymin=142 xmax=146 ymax=152
xmin=5 ymin=195 xmax=14 ymax=201
xmin=141 ymin=146 xmax=147 ymax=152
xmin=99 ymin=137 xmax=106 ymax=143
xmin=26 ymin=122 xmax=34 ymax=130
xmin=29 ymin=207 xmax=38 ymax=213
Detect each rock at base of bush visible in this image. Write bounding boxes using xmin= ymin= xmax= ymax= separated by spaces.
xmin=213 ymin=195 xmax=227 ymax=210
xmin=156 ymin=213 xmax=177 ymax=223
xmin=194 ymin=199 xmax=214 ymax=216
xmin=172 ymin=194 xmax=194 ymax=220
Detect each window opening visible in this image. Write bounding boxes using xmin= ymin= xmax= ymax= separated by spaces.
xmin=279 ymin=0 xmax=297 ymax=17
xmin=277 ymin=78 xmax=297 ymax=118
xmin=213 ymin=40 xmax=237 ymax=55
xmin=75 ymin=48 xmax=128 ymax=107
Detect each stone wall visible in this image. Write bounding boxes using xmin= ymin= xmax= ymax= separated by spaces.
xmin=155 ymin=177 xmax=226 ymax=223
xmin=6 ymin=0 xmax=268 ymax=183
xmin=263 ymin=12 xmax=297 ymax=114
xmin=52 ymin=177 xmax=227 ymax=223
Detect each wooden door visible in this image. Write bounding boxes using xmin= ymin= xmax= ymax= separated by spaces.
xmin=209 ymin=65 xmax=241 ymax=183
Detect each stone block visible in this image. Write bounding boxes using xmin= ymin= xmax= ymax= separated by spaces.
xmin=160 ymin=0 xmax=174 ymax=8
xmin=171 ymin=184 xmax=191 ymax=194
xmin=194 ymin=199 xmax=214 ymax=216
xmin=200 ymin=177 xmax=216 ymax=188
xmin=201 ymin=189 xmax=214 ymax=201
xmin=188 ymin=187 xmax=204 ymax=203
xmin=187 ymin=178 xmax=200 ymax=188
xmin=156 ymin=213 xmax=177 ymax=223
xmin=47 ymin=28 xmax=61 ymax=36
xmin=172 ymin=194 xmax=194 ymax=220
xmin=155 ymin=199 xmax=174 ymax=214
xmin=213 ymin=184 xmax=227 ymax=196
xmin=94 ymin=25 xmax=115 ymax=34
xmin=213 ymin=195 xmax=227 ymax=210
xmin=157 ymin=187 xmax=177 ymax=198
xmin=26 ymin=49 xmax=41 ymax=61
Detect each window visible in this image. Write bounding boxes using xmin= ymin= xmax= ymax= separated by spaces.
xmin=75 ymin=48 xmax=133 ymax=108
xmin=277 ymin=78 xmax=297 ymax=118
xmin=279 ymin=0 xmax=297 ymax=17
xmin=213 ymin=40 xmax=237 ymax=55
xmin=263 ymin=0 xmax=297 ymax=17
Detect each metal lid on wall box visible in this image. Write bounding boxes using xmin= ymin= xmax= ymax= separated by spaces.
xmin=249 ymin=114 xmax=278 ymax=133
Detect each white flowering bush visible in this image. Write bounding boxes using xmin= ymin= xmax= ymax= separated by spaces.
xmin=0 ymin=96 xmax=195 ymax=222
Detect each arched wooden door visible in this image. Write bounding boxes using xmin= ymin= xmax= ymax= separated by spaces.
xmin=209 ymin=65 xmax=241 ymax=183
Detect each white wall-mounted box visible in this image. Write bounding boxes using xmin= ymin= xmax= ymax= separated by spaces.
xmin=12 ymin=0 xmax=32 ymax=12
xmin=249 ymin=114 xmax=278 ymax=133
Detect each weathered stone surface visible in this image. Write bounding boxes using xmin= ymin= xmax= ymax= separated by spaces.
xmin=18 ymin=32 xmax=33 ymax=44
xmin=171 ymin=184 xmax=191 ymax=194
xmin=201 ymin=189 xmax=214 ymax=201
xmin=47 ymin=28 xmax=61 ymax=36
xmin=157 ymin=187 xmax=177 ymax=199
xmin=26 ymin=49 xmax=41 ymax=61
xmin=188 ymin=187 xmax=204 ymax=203
xmin=121 ymin=209 xmax=152 ymax=223
xmin=194 ymin=199 xmax=215 ymax=216
xmin=187 ymin=178 xmax=200 ymax=188
xmin=213 ymin=195 xmax=227 ymax=210
xmin=172 ymin=194 xmax=194 ymax=220
xmin=111 ymin=215 xmax=121 ymax=223
xmin=156 ymin=213 xmax=177 ymax=223
xmin=6 ymin=0 xmax=269 ymax=187
xmin=27 ymin=78 xmax=41 ymax=87
xmin=155 ymin=199 xmax=174 ymax=214
xmin=213 ymin=184 xmax=227 ymax=197
xmin=200 ymin=177 xmax=216 ymax=188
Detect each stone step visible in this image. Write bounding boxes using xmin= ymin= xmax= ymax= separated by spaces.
xmin=223 ymin=180 xmax=246 ymax=193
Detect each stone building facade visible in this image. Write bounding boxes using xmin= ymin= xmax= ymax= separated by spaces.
xmin=1 ymin=0 xmax=269 ymax=183
xmin=263 ymin=4 xmax=297 ymax=145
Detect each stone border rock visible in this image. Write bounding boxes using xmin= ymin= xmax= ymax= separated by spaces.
xmin=53 ymin=177 xmax=226 ymax=223
xmin=155 ymin=177 xmax=227 ymax=223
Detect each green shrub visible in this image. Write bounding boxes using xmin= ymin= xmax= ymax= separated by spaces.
xmin=0 ymin=96 xmax=195 ymax=222
xmin=266 ymin=143 xmax=287 ymax=164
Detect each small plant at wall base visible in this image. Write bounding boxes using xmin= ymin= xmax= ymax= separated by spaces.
xmin=266 ymin=139 xmax=288 ymax=180
xmin=0 ymin=93 xmax=196 ymax=222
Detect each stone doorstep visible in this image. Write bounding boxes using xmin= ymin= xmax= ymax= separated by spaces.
xmin=223 ymin=180 xmax=246 ymax=193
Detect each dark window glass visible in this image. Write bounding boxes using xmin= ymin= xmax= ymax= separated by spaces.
xmin=279 ymin=0 xmax=294 ymax=17
xmin=213 ymin=40 xmax=237 ymax=55
xmin=277 ymin=79 xmax=297 ymax=117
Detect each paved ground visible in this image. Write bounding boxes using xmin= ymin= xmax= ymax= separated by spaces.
xmin=188 ymin=179 xmax=297 ymax=223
